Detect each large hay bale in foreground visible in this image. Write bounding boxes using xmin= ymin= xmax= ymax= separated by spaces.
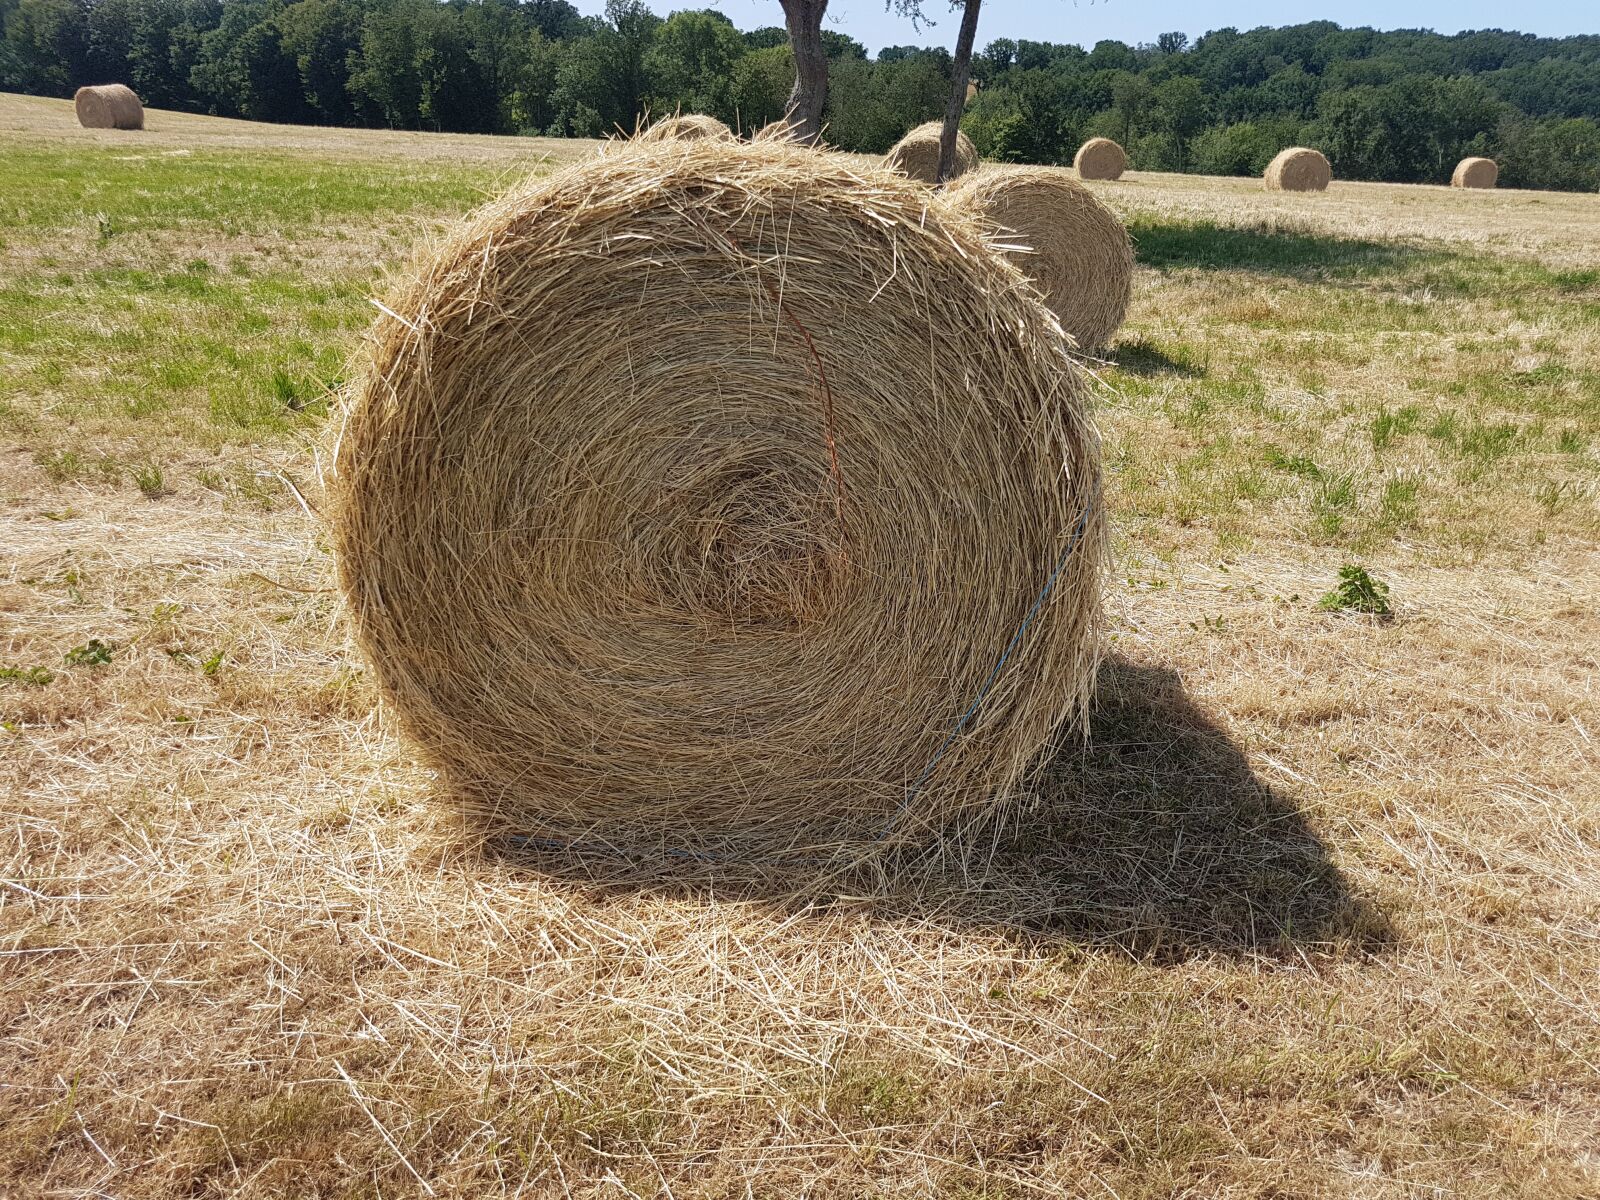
xmin=332 ymin=141 xmax=1103 ymax=858
xmin=637 ymin=114 xmax=735 ymax=144
xmin=1073 ymin=138 xmax=1127 ymax=181
xmin=1264 ymin=147 xmax=1331 ymax=192
xmin=883 ymin=121 xmax=979 ymax=185
xmin=74 ymin=84 xmax=143 ymax=130
xmin=1451 ymin=157 xmax=1498 ymax=189
xmin=946 ymin=166 xmax=1133 ymax=354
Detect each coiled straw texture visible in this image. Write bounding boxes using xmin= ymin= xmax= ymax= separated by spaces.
xmin=332 ymin=141 xmax=1104 ymax=860
xmin=946 ymin=165 xmax=1134 ymax=354
xmin=1073 ymin=138 xmax=1126 ymax=181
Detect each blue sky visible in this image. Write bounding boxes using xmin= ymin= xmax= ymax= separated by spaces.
xmin=573 ymin=1 xmax=1596 ymax=54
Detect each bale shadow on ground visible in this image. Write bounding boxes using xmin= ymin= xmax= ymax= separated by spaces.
xmin=1106 ymin=337 xmax=1207 ymax=378
xmin=1128 ymin=216 xmax=1426 ymax=279
xmin=481 ymin=656 xmax=1392 ymax=961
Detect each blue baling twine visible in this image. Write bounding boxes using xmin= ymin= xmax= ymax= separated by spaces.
xmin=508 ymin=498 xmax=1097 ymax=865
xmin=880 ymin=498 xmax=1095 ymax=840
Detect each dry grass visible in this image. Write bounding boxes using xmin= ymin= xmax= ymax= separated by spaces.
xmin=3 ymin=103 xmax=1599 ymax=1198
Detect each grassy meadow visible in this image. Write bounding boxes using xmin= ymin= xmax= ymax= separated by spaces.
xmin=2 ymin=91 xmax=1598 ymax=1198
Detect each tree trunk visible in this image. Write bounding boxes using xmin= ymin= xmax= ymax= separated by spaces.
xmin=937 ymin=0 xmax=982 ymax=183
xmin=779 ymin=0 xmax=828 ymax=144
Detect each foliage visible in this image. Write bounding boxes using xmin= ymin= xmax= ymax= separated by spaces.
xmin=3 ymin=6 xmax=1599 ymax=189
xmin=64 ymin=638 xmax=114 ymax=666
xmin=1317 ymin=565 xmax=1393 ymax=617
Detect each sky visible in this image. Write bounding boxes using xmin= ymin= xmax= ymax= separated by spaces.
xmin=571 ymin=1 xmax=1597 ymax=55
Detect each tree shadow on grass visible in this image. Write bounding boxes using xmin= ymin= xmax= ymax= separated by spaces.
xmin=477 ymin=656 xmax=1392 ymax=961
xmin=1129 ymin=216 xmax=1427 ymax=280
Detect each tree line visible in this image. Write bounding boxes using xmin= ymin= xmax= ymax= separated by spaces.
xmin=4 ymin=0 xmax=1598 ymax=191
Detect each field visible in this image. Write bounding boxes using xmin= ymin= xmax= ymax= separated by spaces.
xmin=2 ymin=90 xmax=1598 ymax=1198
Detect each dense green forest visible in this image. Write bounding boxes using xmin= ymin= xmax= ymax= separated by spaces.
xmin=4 ymin=0 xmax=1598 ymax=190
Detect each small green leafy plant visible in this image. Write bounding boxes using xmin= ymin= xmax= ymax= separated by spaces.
xmin=1318 ymin=565 xmax=1392 ymax=617
xmin=64 ymin=639 xmax=114 ymax=667
xmin=0 ymin=665 xmax=54 ymax=685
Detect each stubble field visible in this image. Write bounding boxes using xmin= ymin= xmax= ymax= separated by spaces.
xmin=2 ymin=90 xmax=1598 ymax=1198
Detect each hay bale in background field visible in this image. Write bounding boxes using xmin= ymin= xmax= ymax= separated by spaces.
xmin=332 ymin=141 xmax=1103 ymax=858
xmin=946 ymin=165 xmax=1133 ymax=354
xmin=638 ymin=114 xmax=735 ymax=144
xmin=74 ymin=84 xmax=143 ymax=130
xmin=883 ymin=121 xmax=979 ymax=185
xmin=1073 ymin=138 xmax=1126 ymax=181
xmin=752 ymin=118 xmax=805 ymax=144
xmin=1265 ymin=147 xmax=1331 ymax=192
xmin=1451 ymin=157 xmax=1498 ymax=189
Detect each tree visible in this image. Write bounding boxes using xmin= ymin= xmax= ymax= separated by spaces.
xmin=776 ymin=0 xmax=827 ymax=142
xmin=1157 ymin=31 xmax=1188 ymax=56
xmin=276 ymin=0 xmax=361 ymax=123
xmin=889 ymin=0 xmax=983 ymax=183
xmin=645 ymin=9 xmax=744 ymax=122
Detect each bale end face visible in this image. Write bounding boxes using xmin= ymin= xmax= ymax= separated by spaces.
xmin=1264 ymin=147 xmax=1331 ymax=192
xmin=74 ymin=84 xmax=144 ymax=131
xmin=1451 ymin=157 xmax=1498 ymax=189
xmin=331 ymin=141 xmax=1103 ymax=859
xmin=1073 ymin=138 xmax=1127 ymax=182
xmin=883 ymin=122 xmax=979 ymax=186
xmin=946 ymin=165 xmax=1133 ymax=355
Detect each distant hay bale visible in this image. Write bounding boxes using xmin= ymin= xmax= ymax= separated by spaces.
xmin=637 ymin=114 xmax=735 ymax=144
xmin=332 ymin=141 xmax=1104 ymax=859
xmin=1451 ymin=157 xmax=1498 ymax=189
xmin=1264 ymin=147 xmax=1331 ymax=192
xmin=946 ymin=165 xmax=1133 ymax=354
xmin=1073 ymin=138 xmax=1126 ymax=181
xmin=752 ymin=118 xmax=806 ymax=144
xmin=74 ymin=84 xmax=143 ymax=131
xmin=883 ymin=121 xmax=979 ymax=185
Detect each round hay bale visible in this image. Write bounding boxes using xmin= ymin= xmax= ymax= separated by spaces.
xmin=331 ymin=141 xmax=1104 ymax=858
xmin=74 ymin=84 xmax=144 ymax=131
xmin=1264 ymin=147 xmax=1331 ymax=192
xmin=637 ymin=114 xmax=735 ymax=144
xmin=946 ymin=165 xmax=1133 ymax=355
xmin=883 ymin=121 xmax=979 ymax=186
xmin=1073 ymin=138 xmax=1126 ymax=182
xmin=1451 ymin=156 xmax=1497 ymax=189
xmin=751 ymin=118 xmax=806 ymax=144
